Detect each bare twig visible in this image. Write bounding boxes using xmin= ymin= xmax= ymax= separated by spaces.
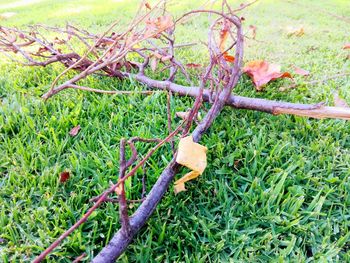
xmin=32 ymin=123 xmax=184 ymax=263
xmin=166 ymin=91 xmax=175 ymax=152
xmin=2 ymin=2 xmax=350 ymax=262
xmin=72 ymin=253 xmax=87 ymax=263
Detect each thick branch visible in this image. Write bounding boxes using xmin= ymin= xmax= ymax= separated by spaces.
xmin=131 ymin=74 xmax=350 ymax=120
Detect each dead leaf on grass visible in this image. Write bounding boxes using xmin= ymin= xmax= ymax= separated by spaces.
xmin=243 ymin=60 xmax=292 ymax=91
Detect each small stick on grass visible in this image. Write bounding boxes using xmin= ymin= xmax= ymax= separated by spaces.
xmin=33 ymin=122 xmax=184 ymax=263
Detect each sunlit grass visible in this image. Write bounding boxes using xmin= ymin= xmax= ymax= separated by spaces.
xmin=0 ymin=0 xmax=350 ymax=262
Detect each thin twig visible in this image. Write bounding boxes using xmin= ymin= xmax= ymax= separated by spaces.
xmin=33 ymin=122 xmax=184 ymax=263
xmin=72 ymin=253 xmax=87 ymax=263
xmin=166 ymin=90 xmax=175 ymax=152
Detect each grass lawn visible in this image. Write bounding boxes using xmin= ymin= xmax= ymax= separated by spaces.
xmin=1 ymin=0 xmax=350 ymax=262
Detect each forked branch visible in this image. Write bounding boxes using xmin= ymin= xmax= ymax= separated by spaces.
xmin=1 ymin=1 xmax=349 ymax=262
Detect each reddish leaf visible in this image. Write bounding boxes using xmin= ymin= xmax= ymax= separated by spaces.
xmin=54 ymin=37 xmax=66 ymax=44
xmin=343 ymin=43 xmax=350 ymax=50
xmin=293 ymin=66 xmax=310 ymax=76
xmin=35 ymin=46 xmax=49 ymax=55
xmin=69 ymin=125 xmax=81 ymax=137
xmin=243 ymin=60 xmax=292 ymax=91
xmin=158 ymin=16 xmax=174 ymax=30
xmin=223 ymin=52 xmax=235 ymax=63
xmin=186 ymin=63 xmax=201 ymax=68
xmin=59 ymin=171 xmax=70 ymax=183
xmin=144 ymin=15 xmax=174 ymax=38
xmin=219 ymin=21 xmax=230 ymax=52
xmin=145 ymin=2 xmax=151 ymax=10
xmin=333 ymin=91 xmax=349 ymax=108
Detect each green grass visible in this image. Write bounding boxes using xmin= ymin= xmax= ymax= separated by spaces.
xmin=1 ymin=0 xmax=350 ymax=262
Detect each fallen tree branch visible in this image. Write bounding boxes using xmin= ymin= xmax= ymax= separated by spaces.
xmin=2 ymin=1 xmax=349 ymax=262
xmin=93 ymin=8 xmax=245 ymax=262
xmin=41 ymin=71 xmax=350 ymax=120
xmin=132 ymin=73 xmax=350 ymax=120
xmin=32 ymin=122 xmax=184 ymax=263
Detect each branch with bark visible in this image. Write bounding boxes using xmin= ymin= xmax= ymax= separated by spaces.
xmin=1 ymin=0 xmax=349 ymax=262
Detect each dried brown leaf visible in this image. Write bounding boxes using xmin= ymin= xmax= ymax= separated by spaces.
xmin=176 ymin=111 xmax=201 ymax=121
xmin=176 ymin=111 xmax=190 ymax=120
xmin=145 ymin=2 xmax=151 ymax=10
xmin=185 ymin=63 xmax=201 ymax=68
xmin=59 ymin=171 xmax=70 ymax=183
xmin=333 ymin=91 xmax=349 ymax=108
xmin=0 ymin=12 xmax=16 ymax=20
xmin=35 ymin=46 xmax=49 ymax=55
xmin=144 ymin=15 xmax=174 ymax=38
xmin=293 ymin=66 xmax=310 ymax=76
xmin=223 ymin=52 xmax=235 ymax=63
xmin=243 ymin=60 xmax=292 ymax=91
xmin=286 ymin=26 xmax=305 ymax=37
xmin=249 ymin=25 xmax=257 ymax=39
xmin=219 ymin=20 xmax=230 ymax=52
xmin=54 ymin=37 xmax=66 ymax=44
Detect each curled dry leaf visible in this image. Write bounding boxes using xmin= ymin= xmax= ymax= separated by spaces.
xmin=219 ymin=20 xmax=230 ymax=52
xmin=145 ymin=2 xmax=151 ymax=10
xmin=333 ymin=91 xmax=349 ymax=108
xmin=249 ymin=25 xmax=257 ymax=39
xmin=176 ymin=111 xmax=190 ymax=120
xmin=223 ymin=52 xmax=235 ymax=63
xmin=59 ymin=171 xmax=70 ymax=183
xmin=144 ymin=15 xmax=174 ymax=38
xmin=69 ymin=125 xmax=81 ymax=137
xmin=185 ymin=63 xmax=201 ymax=68
xmin=286 ymin=26 xmax=305 ymax=37
xmin=35 ymin=46 xmax=49 ymax=55
xmin=0 ymin=12 xmax=16 ymax=20
xmin=115 ymin=181 xmax=123 ymax=195
xmin=243 ymin=60 xmax=292 ymax=91
xmin=174 ymin=136 xmax=207 ymax=194
xmin=174 ymin=171 xmax=200 ymax=194
xmin=54 ymin=37 xmax=66 ymax=45
xmin=293 ymin=66 xmax=310 ymax=76
xmin=176 ymin=111 xmax=201 ymax=121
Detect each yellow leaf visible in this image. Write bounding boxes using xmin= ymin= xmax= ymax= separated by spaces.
xmin=174 ymin=182 xmax=186 ymax=194
xmin=176 ymin=136 xmax=207 ymax=174
xmin=286 ymin=26 xmax=305 ymax=37
xmin=174 ymin=136 xmax=207 ymax=194
xmin=175 ymin=170 xmax=200 ymax=185
xmin=174 ymin=171 xmax=201 ymax=194
xmin=115 ymin=181 xmax=123 ymax=195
